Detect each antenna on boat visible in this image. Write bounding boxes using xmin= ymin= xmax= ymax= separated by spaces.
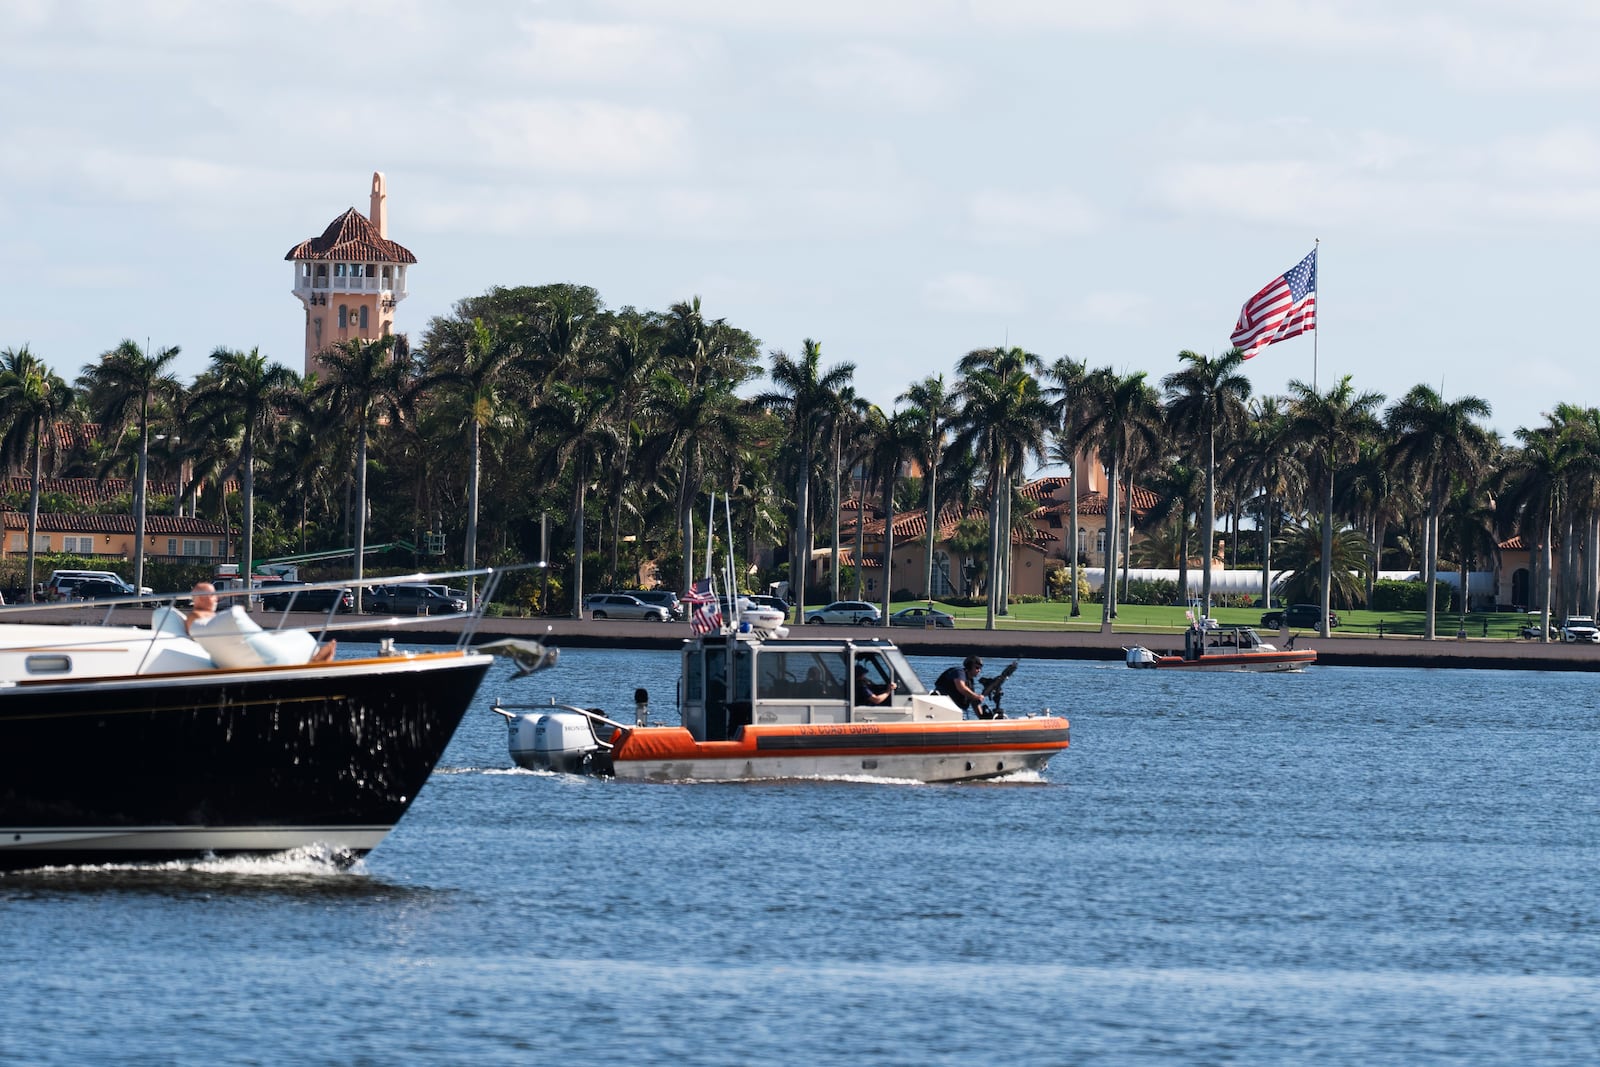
xmin=724 ymin=492 xmax=739 ymax=630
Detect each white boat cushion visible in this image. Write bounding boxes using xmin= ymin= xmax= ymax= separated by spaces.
xmin=188 ymin=605 xmax=318 ymax=668
xmin=149 ymin=605 xmax=189 ymax=636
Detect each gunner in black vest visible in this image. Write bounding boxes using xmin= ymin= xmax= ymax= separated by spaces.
xmin=935 ymin=655 xmax=991 ymax=718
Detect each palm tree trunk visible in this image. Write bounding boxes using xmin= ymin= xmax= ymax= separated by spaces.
xmin=466 ymin=421 xmax=480 ymax=574
xmin=1201 ymin=427 xmax=1215 ymax=617
xmin=25 ymin=421 xmax=42 ymax=601
xmin=1069 ymin=458 xmax=1082 ymax=617
xmin=923 ymin=444 xmax=940 ymax=604
xmin=832 ymin=434 xmax=842 ymax=602
xmin=1103 ymin=451 xmax=1119 ymax=627
xmin=133 ymin=406 xmax=150 ymax=593
xmin=1423 ymin=502 xmax=1439 ymax=641
xmin=353 ymin=425 xmax=369 ymax=613
xmin=881 ymin=479 xmax=895 ymax=622
xmin=570 ymin=455 xmax=587 ymax=618
xmin=241 ymin=427 xmax=255 ymax=589
xmin=985 ymin=462 xmax=1001 ymax=629
xmin=1320 ymin=466 xmax=1334 ymax=638
xmin=795 ymin=446 xmax=811 ymax=622
xmin=1260 ymin=488 xmax=1273 ymax=611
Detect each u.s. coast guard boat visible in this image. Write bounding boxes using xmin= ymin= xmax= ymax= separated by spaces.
xmin=495 ymin=608 xmax=1070 ymax=783
xmin=1124 ymin=621 xmax=1315 ymax=672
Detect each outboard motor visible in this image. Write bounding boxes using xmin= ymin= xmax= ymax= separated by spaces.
xmin=507 ymin=710 xmax=605 ymax=773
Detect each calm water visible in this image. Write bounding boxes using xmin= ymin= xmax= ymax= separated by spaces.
xmin=2 ymin=647 xmax=1596 ymax=1066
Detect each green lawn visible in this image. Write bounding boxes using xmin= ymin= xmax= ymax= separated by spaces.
xmin=883 ymin=598 xmax=1544 ymax=640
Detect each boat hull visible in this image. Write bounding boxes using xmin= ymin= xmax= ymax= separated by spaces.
xmin=1126 ymin=649 xmax=1315 ymax=672
xmin=605 ymin=718 xmax=1070 ymax=783
xmin=0 ymin=652 xmax=491 ymax=871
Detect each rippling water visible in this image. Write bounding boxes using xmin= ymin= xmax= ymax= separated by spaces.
xmin=2 ymin=647 xmax=1595 ymax=1066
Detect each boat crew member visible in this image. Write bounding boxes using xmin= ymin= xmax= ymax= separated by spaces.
xmin=853 ymin=660 xmax=894 ymax=705
xmin=935 ymin=656 xmax=990 ymax=718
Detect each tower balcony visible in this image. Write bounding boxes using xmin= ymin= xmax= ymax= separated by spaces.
xmin=291 ymin=262 xmax=408 ymax=301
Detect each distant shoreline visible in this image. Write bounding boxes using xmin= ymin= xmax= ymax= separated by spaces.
xmin=295 ymin=614 xmax=1600 ymax=673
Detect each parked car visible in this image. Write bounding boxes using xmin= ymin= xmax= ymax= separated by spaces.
xmin=259 ymin=582 xmax=355 ymax=614
xmin=805 ymin=601 xmax=882 ymax=626
xmin=584 ymin=593 xmax=671 ymax=622
xmin=1521 ymin=618 xmax=1557 ymax=639
xmin=888 ymin=606 xmax=955 ymax=628
xmin=65 ymin=577 xmax=140 ymax=601
xmin=623 ymin=589 xmax=684 ymax=620
xmin=48 ymin=570 xmax=145 ymax=599
xmin=1260 ymin=603 xmax=1340 ymax=629
xmin=1560 ymin=616 xmax=1600 ymax=643
xmin=368 ymin=584 xmax=468 ymax=616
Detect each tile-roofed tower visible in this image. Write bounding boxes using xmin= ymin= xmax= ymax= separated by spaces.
xmin=286 ymin=172 xmax=416 ymax=377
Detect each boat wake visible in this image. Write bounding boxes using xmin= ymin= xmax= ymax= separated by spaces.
xmin=3 ymin=843 xmax=362 ymax=878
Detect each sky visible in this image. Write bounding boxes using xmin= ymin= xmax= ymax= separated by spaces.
xmin=4 ymin=0 xmax=1599 ymax=466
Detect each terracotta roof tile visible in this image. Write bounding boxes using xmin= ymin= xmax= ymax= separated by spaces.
xmin=3 ymin=512 xmax=231 ymax=535
xmin=285 ymin=207 xmax=417 ymax=264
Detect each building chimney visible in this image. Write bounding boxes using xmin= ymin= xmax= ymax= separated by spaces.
xmin=370 ymin=171 xmax=387 ymax=237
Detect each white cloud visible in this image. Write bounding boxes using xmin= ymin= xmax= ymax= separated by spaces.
xmin=499 ymin=18 xmax=714 ymax=86
xmin=921 ymin=272 xmax=1025 ymax=315
xmin=968 ymin=188 xmax=1099 ymax=243
xmin=459 ymin=100 xmax=693 ymax=177
xmin=800 ymin=44 xmax=955 ymax=111
xmin=1068 ymin=291 xmax=1151 ymax=324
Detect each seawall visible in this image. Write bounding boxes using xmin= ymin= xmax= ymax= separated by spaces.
xmin=304 ymin=614 xmax=1600 ymax=672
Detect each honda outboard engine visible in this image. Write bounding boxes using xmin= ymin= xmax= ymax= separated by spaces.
xmin=507 ymin=710 xmax=605 ymax=773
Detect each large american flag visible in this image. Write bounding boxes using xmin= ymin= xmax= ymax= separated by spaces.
xmin=685 ymin=577 xmax=722 ymax=635
xmin=1230 ymin=249 xmax=1317 ymax=359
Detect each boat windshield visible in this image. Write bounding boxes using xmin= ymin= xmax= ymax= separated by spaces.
xmin=756 ymin=649 xmax=848 ymax=700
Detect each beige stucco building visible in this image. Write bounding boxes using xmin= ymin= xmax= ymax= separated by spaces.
xmin=285 ymin=172 xmax=416 ymax=377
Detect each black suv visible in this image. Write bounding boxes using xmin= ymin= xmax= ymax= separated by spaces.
xmin=260 ymin=582 xmax=355 ymax=613
xmin=623 ymin=589 xmax=684 ymax=620
xmin=368 ymin=584 xmax=467 ymax=615
xmin=1260 ymin=603 xmax=1340 ymax=629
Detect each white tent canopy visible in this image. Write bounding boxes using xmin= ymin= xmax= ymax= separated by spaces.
xmin=1080 ymin=568 xmax=1495 ymax=597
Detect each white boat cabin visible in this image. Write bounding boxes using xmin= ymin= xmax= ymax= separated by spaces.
xmin=1184 ymin=624 xmax=1276 ymax=660
xmin=679 ymin=634 xmax=962 ymax=741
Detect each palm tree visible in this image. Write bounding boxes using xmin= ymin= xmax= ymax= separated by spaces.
xmin=866 ymin=406 xmax=921 ymax=620
xmin=1287 ymin=375 xmax=1385 ymax=638
xmin=758 ymin=340 xmax=856 ymax=623
xmin=188 ymin=348 xmax=301 ymax=590
xmin=311 ymin=335 xmax=410 ymax=611
xmin=0 ymin=347 xmax=74 ymax=599
xmin=528 ymin=377 xmax=620 ymax=617
xmin=1229 ymin=395 xmax=1305 ymax=610
xmin=428 ymin=318 xmax=526 ymax=598
xmin=1140 ymin=461 xmax=1204 ymax=597
xmin=898 ymin=374 xmax=958 ymax=607
xmin=1272 ymin=520 xmax=1372 ymax=608
xmin=952 ymin=347 xmax=1050 ymax=627
xmin=1162 ymin=348 xmax=1251 ymax=617
xmin=1043 ymin=356 xmax=1089 ymax=616
xmin=1076 ymin=368 xmax=1162 ymax=626
xmin=1334 ymin=434 xmax=1411 ymax=608
xmin=79 ymin=340 xmax=183 ymax=592
xmin=1497 ymin=424 xmax=1565 ymax=641
xmin=1385 ymin=384 xmax=1494 ymax=639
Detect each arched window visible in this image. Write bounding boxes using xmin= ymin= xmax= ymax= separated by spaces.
xmin=932 ymin=550 xmax=953 ymax=597
xmin=359 ymin=305 xmax=369 ymax=330
xmin=1095 ymin=528 xmax=1107 ymax=559
xmin=338 ymin=305 xmax=348 ymax=328
xmin=1076 ymin=527 xmax=1087 ymax=561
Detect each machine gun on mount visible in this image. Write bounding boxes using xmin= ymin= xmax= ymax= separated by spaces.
xmin=977 ymin=659 xmax=1020 ymax=719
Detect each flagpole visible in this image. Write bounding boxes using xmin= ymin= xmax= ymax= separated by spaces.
xmin=1313 ymin=237 xmax=1320 ymax=391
